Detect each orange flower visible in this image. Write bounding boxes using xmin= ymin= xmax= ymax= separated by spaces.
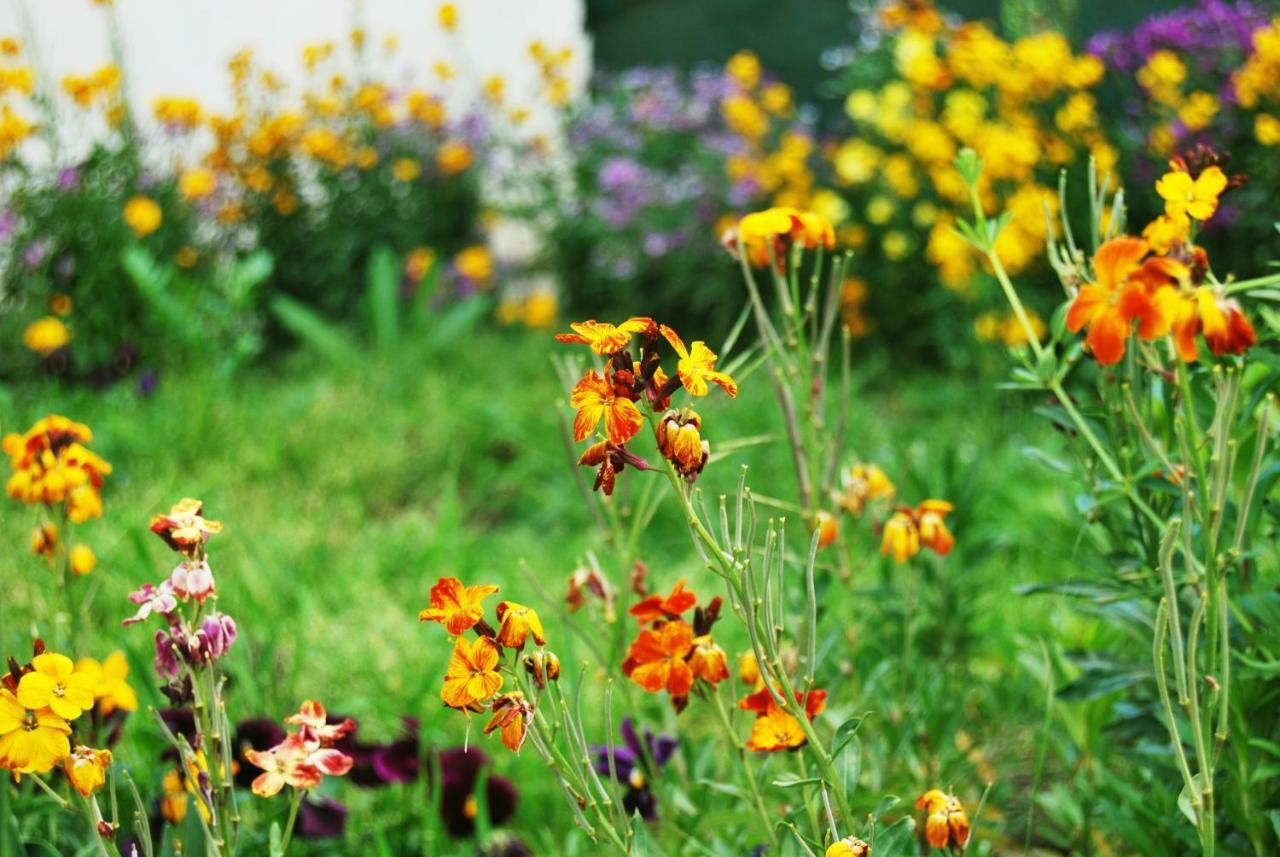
xmin=916 ymin=788 xmax=970 ymax=849
xmin=1143 ymin=258 xmax=1257 ymax=361
xmin=441 ymin=636 xmax=503 ymax=709
xmin=658 ymin=327 xmax=738 ymax=398
xmin=555 ymin=318 xmax=653 ymax=355
xmin=570 ymin=370 xmax=642 ymax=445
xmin=623 ymin=620 xmax=694 ymax=701
xmin=494 ymin=601 xmax=546 ymax=650
xmin=739 ymin=685 xmax=827 ymax=752
xmin=578 ymin=440 xmax=647 ymax=496
xmin=730 ymin=207 xmax=835 ymax=268
xmin=915 ymin=500 xmax=955 ymax=555
xmin=1066 ymin=236 xmax=1167 ymax=365
xmin=881 ymin=500 xmax=955 ymax=562
xmin=484 ymin=692 xmax=533 ymax=753
xmin=629 ymin=578 xmax=697 ymax=624
xmin=64 ymin=746 xmax=112 ymax=796
xmin=880 ymin=510 xmax=919 ymax=563
xmin=656 ymin=409 xmax=709 ymax=481
xmin=419 ymin=577 xmax=499 ymax=635
xmin=688 ymin=635 xmax=728 ymax=685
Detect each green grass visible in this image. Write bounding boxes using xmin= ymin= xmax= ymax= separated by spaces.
xmin=0 ymin=327 xmax=1098 ymax=855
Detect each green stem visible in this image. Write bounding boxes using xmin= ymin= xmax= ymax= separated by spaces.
xmin=279 ymin=788 xmax=304 ymax=856
xmin=710 ymin=687 xmax=778 ymax=848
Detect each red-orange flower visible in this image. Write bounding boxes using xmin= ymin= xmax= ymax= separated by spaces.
xmin=623 ymin=620 xmax=694 ymax=701
xmin=555 ymin=318 xmax=653 ymax=354
xmin=916 ymin=789 xmax=970 ymax=849
xmin=688 ymin=635 xmax=728 ymax=685
xmin=1143 ymin=257 xmax=1257 ymax=362
xmin=738 ymin=685 xmax=827 ymax=752
xmin=629 ymin=578 xmax=698 ymax=624
xmin=419 ymin=577 xmax=499 ymax=635
xmin=571 ymin=370 xmax=643 ymax=445
xmin=1066 ymin=237 xmax=1167 ymax=365
xmin=484 ymin=692 xmax=533 ymax=753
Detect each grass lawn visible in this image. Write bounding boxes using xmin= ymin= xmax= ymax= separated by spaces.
xmin=1 ymin=326 xmax=1102 ymax=854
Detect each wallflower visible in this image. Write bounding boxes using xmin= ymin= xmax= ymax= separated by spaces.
xmin=826 ymin=837 xmax=871 ymax=857
xmin=169 ymin=560 xmax=215 ymax=601
xmin=1144 ymin=258 xmax=1257 ymax=361
xmin=284 ymin=700 xmax=356 ymax=746
xmin=1065 ymin=236 xmax=1166 ymax=365
xmin=419 ymin=577 xmax=499 ymax=635
xmin=436 ymin=140 xmax=473 ymax=175
xmin=454 ymin=245 xmax=492 ymax=282
xmin=916 ymin=788 xmax=970 ymax=848
xmin=555 ymin=318 xmax=652 ymax=355
xmin=1141 ymin=213 xmax=1190 ymax=254
xmin=739 ymin=685 xmax=826 ymax=752
xmin=179 ymin=168 xmax=216 ymax=200
xmin=494 ymin=602 xmax=546 ymax=650
xmin=688 ymin=635 xmax=728 ymax=685
xmin=4 ymin=416 xmax=110 ymax=516
xmin=0 ymin=688 xmax=71 ymax=773
xmin=149 ymin=497 xmax=221 ymax=556
xmin=483 ymin=692 xmax=533 ymax=753
xmin=391 ymin=157 xmax=421 ymax=182
xmin=730 ymin=206 xmax=835 ymax=267
xmin=23 ymin=317 xmax=70 ymax=355
xmin=441 ymin=636 xmax=503 ymax=710
xmin=570 ymin=370 xmax=642 ymax=445
xmin=70 ymin=544 xmax=96 ymax=575
xmin=578 ymin=440 xmax=648 ymax=496
xmin=658 ymin=326 xmax=738 ymax=398
xmin=881 ymin=500 xmax=955 ymax=562
xmin=75 ymin=651 xmax=138 ymax=716
xmin=836 ymin=462 xmax=895 ymax=515
xmin=122 ymin=195 xmax=162 ymax=237
xmin=622 ymin=620 xmax=693 ymax=702
xmin=246 ymin=733 xmax=352 ymax=798
xmin=17 ymin=653 xmax=96 ymax=721
xmin=31 ymin=523 xmax=57 ymax=558
xmin=1156 ymin=165 xmax=1227 ymax=222
xmin=656 ymin=409 xmax=709 ymax=481
xmin=64 ymin=746 xmax=112 ymax=796
xmin=629 ymin=578 xmax=697 ymax=624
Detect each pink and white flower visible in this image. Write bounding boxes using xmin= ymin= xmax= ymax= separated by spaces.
xmin=123 ymin=581 xmax=177 ymax=626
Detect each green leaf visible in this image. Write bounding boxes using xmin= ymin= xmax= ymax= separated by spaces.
xmin=1177 ymin=774 xmax=1208 ymax=829
xmin=268 ymin=295 xmax=360 ymax=366
xmin=830 ymin=712 xmax=871 ymax=756
xmin=366 ymin=243 xmax=401 ymax=350
xmin=770 ymin=773 xmax=822 ymax=788
xmin=268 ymin=820 xmax=284 ymax=857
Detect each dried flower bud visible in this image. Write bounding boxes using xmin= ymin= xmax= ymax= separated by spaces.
xmin=523 ymin=651 xmax=560 ymax=688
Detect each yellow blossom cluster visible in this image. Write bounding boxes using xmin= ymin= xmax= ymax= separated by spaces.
xmin=1135 ymin=49 xmax=1223 ymax=154
xmin=1234 ymin=17 xmax=1280 ymax=146
xmin=831 ymin=1 xmax=1111 ymax=292
xmin=4 ymin=415 xmax=111 ymax=524
xmin=721 ymin=50 xmax=818 ymax=211
xmin=0 ymin=38 xmax=35 ymax=159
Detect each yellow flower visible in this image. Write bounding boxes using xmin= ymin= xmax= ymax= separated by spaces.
xmin=441 ymin=636 xmax=503 ymax=709
xmin=419 ymin=577 xmax=499 ymax=635
xmin=1142 ymin=213 xmax=1191 ymax=254
xmin=436 ymin=140 xmax=473 ymax=176
xmin=1156 ymin=166 xmax=1228 ymax=222
xmin=23 ymin=317 xmax=70 ymax=355
xmin=18 ymin=653 xmax=96 ymax=721
xmin=1177 ymin=90 xmax=1219 ymax=132
xmin=152 ymin=96 xmax=202 ymax=129
xmin=179 ymin=168 xmax=216 ymax=200
xmin=726 ymin=50 xmax=761 ymax=89
xmin=433 ymin=61 xmax=456 ymax=82
xmin=484 ymin=75 xmax=505 ymax=104
xmin=0 ymin=689 xmax=70 ymax=774
xmin=391 ymin=157 xmax=421 ymax=182
xmin=70 ymin=544 xmax=96 ymax=575
xmin=521 ymin=291 xmax=557 ymax=329
xmin=454 ymin=245 xmax=492 ymax=282
xmin=122 ymin=195 xmax=162 ymax=237
xmin=64 ymin=746 xmax=112 ymax=796
xmin=825 ymin=837 xmax=870 ymax=857
xmin=916 ymin=789 xmax=970 ymax=848
xmin=1254 ymin=113 xmax=1280 ymax=146
xmin=494 ymin=601 xmax=547 ymax=649
xmin=75 ymin=652 xmax=138 ymax=715
xmin=659 ymin=326 xmax=738 ymax=398
xmin=844 ymin=89 xmax=877 ymax=122
xmin=437 ymin=2 xmax=459 ymax=32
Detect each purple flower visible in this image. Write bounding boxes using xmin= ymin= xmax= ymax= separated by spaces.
xmin=437 ymin=747 xmax=518 ymax=837
xmin=57 ymin=167 xmax=80 ymax=190
xmin=297 ymin=796 xmax=347 ymax=839
xmin=123 ymin=581 xmax=177 ymax=626
xmin=193 ymin=613 xmax=237 ymax=663
xmin=154 ymin=629 xmax=182 ymax=680
xmin=22 ymin=239 xmax=50 ymax=269
xmin=590 ymin=717 xmax=677 ymax=821
xmin=0 ymin=210 xmax=14 ymax=241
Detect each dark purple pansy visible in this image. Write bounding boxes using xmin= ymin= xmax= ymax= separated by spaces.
xmin=297 ymin=796 xmax=347 ymax=839
xmin=437 ymin=747 xmax=518 ymax=837
xmin=590 ymin=717 xmax=677 ymax=821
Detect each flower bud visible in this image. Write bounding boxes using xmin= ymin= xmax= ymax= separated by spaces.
xmin=523 ymin=651 xmax=561 ymax=688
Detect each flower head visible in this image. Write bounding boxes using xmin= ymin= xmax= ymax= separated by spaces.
xmin=629 ymin=578 xmax=697 ymax=624
xmin=23 ymin=317 xmax=70 ymax=356
xmin=590 ymin=718 xmax=677 ymax=821
xmin=17 ymin=653 xmax=96 ymax=721
xmin=122 ymin=195 xmax=162 ymax=237
xmin=149 ymin=498 xmax=221 ymax=557
xmin=916 ymin=789 xmax=970 ymax=848
xmin=483 ymin=692 xmax=533 ymax=753
xmin=1065 ymin=236 xmax=1165 ymax=365
xmin=729 ymin=206 xmax=835 ymax=268
xmin=74 ymin=651 xmax=138 ymax=716
xmin=64 ymin=746 xmax=112 ymax=796
xmin=285 ymin=700 xmax=356 ymax=746
xmin=442 ymin=636 xmax=503 ymax=710
xmin=577 ymin=440 xmax=647 ymax=496
xmin=419 ymin=577 xmax=499 ymax=635
xmin=825 ymin=837 xmax=870 ymax=857
xmin=555 ymin=318 xmax=653 ymax=355
xmin=656 ymin=409 xmax=709 ymax=481
xmin=739 ymin=685 xmax=826 ymax=752
xmin=123 ymin=581 xmax=177 ymax=626
xmin=570 ymin=370 xmax=643 ymax=444
xmin=494 ymin=602 xmax=546 ymax=650
xmin=1156 ymin=164 xmax=1227 ymax=222
xmin=246 ymin=733 xmax=341 ymax=797
xmin=658 ymin=326 xmax=738 ymax=398
xmin=881 ymin=500 xmax=955 ymax=562
xmin=0 ymin=688 xmax=71 ymax=773
xmin=836 ymin=463 xmax=895 ymax=515
xmin=622 ymin=620 xmax=694 ymax=707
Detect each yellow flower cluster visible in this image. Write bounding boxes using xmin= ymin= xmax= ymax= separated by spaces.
xmin=1135 ymin=49 xmax=1223 ymax=154
xmin=496 ymin=289 xmax=558 ymax=329
xmin=4 ymin=415 xmax=111 ymax=523
xmin=0 ymin=39 xmax=34 ymax=159
xmin=1234 ymin=17 xmax=1280 ymax=146
xmin=721 ymin=50 xmax=817 ymax=210
xmin=832 ymin=1 xmax=1110 ymax=291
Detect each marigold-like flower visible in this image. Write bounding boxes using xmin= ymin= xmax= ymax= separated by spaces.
xmin=23 ymin=317 xmax=70 ymax=356
xmin=17 ymin=653 xmax=96 ymax=721
xmin=0 ymin=688 xmax=71 ymax=773
xmin=441 ymin=636 xmax=503 ymax=710
xmin=419 ymin=577 xmax=499 ymax=635
xmin=555 ymin=318 xmax=653 ymax=355
xmin=623 ymin=621 xmax=694 ymax=702
xmin=658 ymin=327 xmax=738 ymax=398
xmin=916 ymin=788 xmax=970 ymax=849
xmin=1142 ymin=257 xmax=1257 ymax=362
xmin=494 ymin=601 xmax=546 ymax=650
xmin=484 ymin=692 xmax=533 ymax=753
xmin=630 ymin=578 xmax=697 ymax=624
xmin=1156 ymin=165 xmax=1227 ymax=222
xmin=1065 ymin=236 xmax=1167 ymax=365
xmin=826 ymin=836 xmax=870 ymax=857
xmin=122 ymin=195 xmax=162 ymax=237
xmin=656 ymin=409 xmax=709 ymax=481
xmin=571 ymin=370 xmax=643 ymax=445
xmin=64 ymin=746 xmax=112 ymax=796
xmin=149 ymin=498 xmax=221 ymax=557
